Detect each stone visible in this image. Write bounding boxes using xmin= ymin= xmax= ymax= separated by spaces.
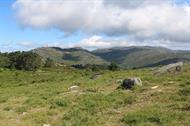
xmin=22 ymin=112 xmax=27 ymax=115
xmin=168 ymin=81 xmax=174 ymax=84
xmin=43 ymin=124 xmax=50 ymax=126
xmin=154 ymin=62 xmax=183 ymax=75
xmin=121 ymin=78 xmax=142 ymax=89
xmin=68 ymin=85 xmax=79 ymax=92
xmin=151 ymin=86 xmax=159 ymax=89
xmin=116 ymin=79 xmax=123 ymax=83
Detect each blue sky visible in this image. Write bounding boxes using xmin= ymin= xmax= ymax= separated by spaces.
xmin=0 ymin=0 xmax=87 ymax=52
xmin=0 ymin=0 xmax=190 ymax=52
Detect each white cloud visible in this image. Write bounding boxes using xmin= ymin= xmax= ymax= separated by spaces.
xmin=103 ymin=0 xmax=171 ymax=8
xmin=73 ymin=35 xmax=140 ymax=49
xmin=76 ymin=36 xmax=111 ymax=49
xmin=13 ymin=0 xmax=190 ymax=43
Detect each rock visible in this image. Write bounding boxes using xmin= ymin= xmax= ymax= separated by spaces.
xmin=22 ymin=112 xmax=27 ymax=115
xmin=121 ymin=78 xmax=142 ymax=89
xmin=68 ymin=85 xmax=79 ymax=92
xmin=154 ymin=62 xmax=183 ymax=75
xmin=158 ymin=89 xmax=162 ymax=92
xmin=43 ymin=124 xmax=50 ymax=126
xmin=151 ymin=86 xmax=159 ymax=89
xmin=168 ymin=81 xmax=174 ymax=84
xmin=90 ymin=73 xmax=102 ymax=80
xmin=116 ymin=79 xmax=123 ymax=83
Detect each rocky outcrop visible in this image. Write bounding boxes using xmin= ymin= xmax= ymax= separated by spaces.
xmin=154 ymin=62 xmax=183 ymax=75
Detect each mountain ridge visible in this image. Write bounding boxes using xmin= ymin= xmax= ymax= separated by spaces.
xmin=32 ymin=47 xmax=109 ymax=65
xmin=33 ymin=46 xmax=190 ymax=68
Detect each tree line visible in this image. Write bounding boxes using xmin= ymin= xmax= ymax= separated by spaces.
xmin=0 ymin=51 xmax=119 ymax=71
xmin=0 ymin=51 xmax=55 ymax=71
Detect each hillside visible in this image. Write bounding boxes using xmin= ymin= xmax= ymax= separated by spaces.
xmin=33 ymin=46 xmax=190 ymax=68
xmin=33 ymin=47 xmax=109 ymax=65
xmin=93 ymin=46 xmax=190 ymax=68
xmin=1 ymin=64 xmax=190 ymax=125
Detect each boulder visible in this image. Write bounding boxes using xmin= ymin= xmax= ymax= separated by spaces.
xmin=121 ymin=78 xmax=142 ymax=89
xmin=154 ymin=62 xmax=183 ymax=75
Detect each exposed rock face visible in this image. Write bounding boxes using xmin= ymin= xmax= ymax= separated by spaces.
xmin=154 ymin=62 xmax=183 ymax=75
xmin=121 ymin=78 xmax=142 ymax=89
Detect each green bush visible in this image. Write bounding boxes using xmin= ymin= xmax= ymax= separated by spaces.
xmin=50 ymin=99 xmax=68 ymax=109
xmin=108 ymin=62 xmax=118 ymax=71
xmin=15 ymin=106 xmax=27 ymax=113
xmin=0 ymin=54 xmax=10 ymax=68
xmin=44 ymin=58 xmax=55 ymax=68
xmin=179 ymin=86 xmax=190 ymax=96
xmin=0 ymin=51 xmax=43 ymax=71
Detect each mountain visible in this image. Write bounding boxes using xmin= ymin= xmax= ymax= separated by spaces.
xmin=33 ymin=46 xmax=190 ymax=68
xmin=32 ymin=47 xmax=109 ymax=65
xmin=92 ymin=46 xmax=190 ymax=68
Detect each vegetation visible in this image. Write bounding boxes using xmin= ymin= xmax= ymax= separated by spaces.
xmin=1 ymin=63 xmax=190 ymax=126
xmin=93 ymin=46 xmax=190 ymax=68
xmin=108 ymin=62 xmax=119 ymax=71
xmin=32 ymin=46 xmax=190 ymax=69
xmin=0 ymin=51 xmax=42 ymax=71
xmin=0 ymin=53 xmax=9 ymax=68
xmin=33 ymin=47 xmax=109 ymax=65
xmin=44 ymin=58 xmax=55 ymax=68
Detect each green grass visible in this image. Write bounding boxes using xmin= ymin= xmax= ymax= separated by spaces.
xmin=1 ymin=65 xmax=190 ymax=126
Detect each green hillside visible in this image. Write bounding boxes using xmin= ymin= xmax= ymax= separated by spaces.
xmin=33 ymin=47 xmax=109 ymax=65
xmin=1 ymin=64 xmax=190 ymax=125
xmin=33 ymin=46 xmax=190 ymax=68
xmin=93 ymin=46 xmax=190 ymax=68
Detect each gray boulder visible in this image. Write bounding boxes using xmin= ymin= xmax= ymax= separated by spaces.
xmin=121 ymin=78 xmax=142 ymax=89
xmin=154 ymin=62 xmax=183 ymax=75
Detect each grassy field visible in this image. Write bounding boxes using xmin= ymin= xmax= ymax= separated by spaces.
xmin=0 ymin=65 xmax=190 ymax=126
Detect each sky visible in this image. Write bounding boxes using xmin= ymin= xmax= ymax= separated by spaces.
xmin=0 ymin=0 xmax=190 ymax=52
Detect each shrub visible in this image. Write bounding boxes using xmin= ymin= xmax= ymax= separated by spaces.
xmin=108 ymin=62 xmax=118 ymax=71
xmin=0 ymin=54 xmax=10 ymax=68
xmin=179 ymin=86 xmax=190 ymax=96
xmin=15 ymin=106 xmax=27 ymax=113
xmin=50 ymin=99 xmax=68 ymax=109
xmin=7 ymin=51 xmax=43 ymax=71
xmin=44 ymin=58 xmax=55 ymax=68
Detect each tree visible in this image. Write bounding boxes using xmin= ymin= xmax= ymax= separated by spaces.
xmin=44 ymin=58 xmax=55 ymax=68
xmin=8 ymin=51 xmax=42 ymax=71
xmin=0 ymin=53 xmax=10 ymax=68
xmin=108 ymin=62 xmax=118 ymax=71
xmin=91 ymin=64 xmax=100 ymax=71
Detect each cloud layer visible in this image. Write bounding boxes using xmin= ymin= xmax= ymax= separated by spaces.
xmin=13 ymin=0 xmax=190 ymax=43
